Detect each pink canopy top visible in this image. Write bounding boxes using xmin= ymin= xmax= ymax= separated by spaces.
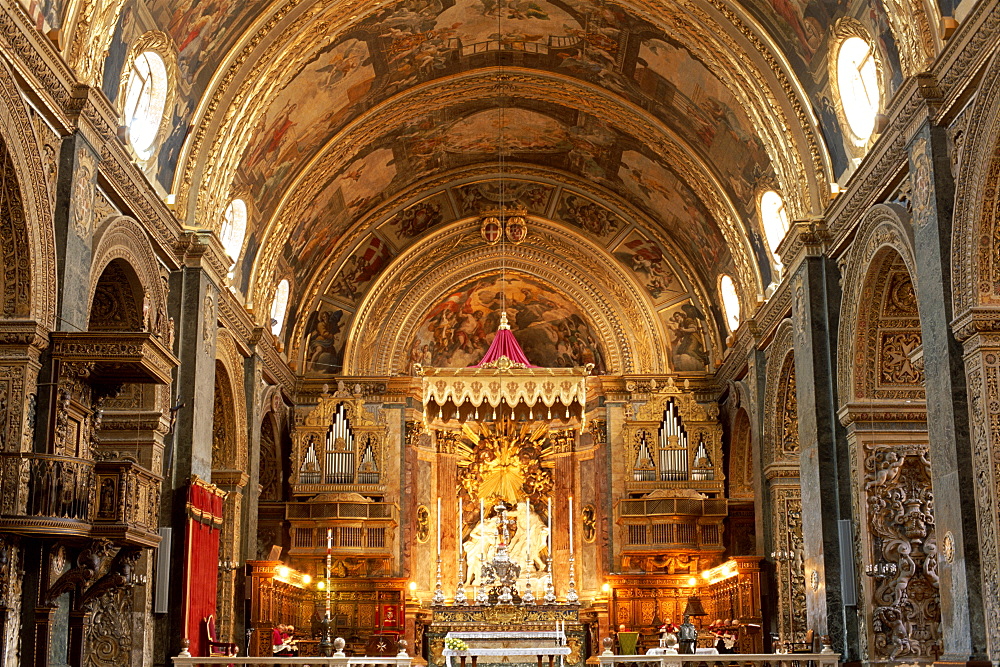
xmin=473 ymin=312 xmax=537 ymax=368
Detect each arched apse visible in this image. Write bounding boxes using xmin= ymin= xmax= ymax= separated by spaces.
xmin=323 ymin=219 xmax=721 ymax=376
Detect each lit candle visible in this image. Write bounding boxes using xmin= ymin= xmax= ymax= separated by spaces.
xmin=437 ymin=497 xmax=442 ymax=555
xmin=569 ymin=496 xmax=574 ymax=556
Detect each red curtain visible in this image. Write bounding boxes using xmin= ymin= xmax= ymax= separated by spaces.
xmin=181 ymin=478 xmax=225 ymax=656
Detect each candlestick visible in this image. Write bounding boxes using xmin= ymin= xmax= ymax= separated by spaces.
xmin=568 ymin=496 xmax=574 ymax=555
xmin=480 ymin=498 xmax=485 ymax=528
xmin=437 ymin=497 xmax=442 ymax=554
xmin=547 ymin=497 xmax=552 ymax=560
xmin=455 ymin=499 xmax=467 ymax=605
xmin=566 ymin=553 xmax=580 ymax=604
xmin=525 ymin=500 xmax=531 ymax=571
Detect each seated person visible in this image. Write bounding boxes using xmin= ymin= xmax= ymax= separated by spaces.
xmin=272 ymin=624 xmax=299 ymax=656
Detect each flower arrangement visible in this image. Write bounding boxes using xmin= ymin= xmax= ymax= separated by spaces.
xmin=445 ymin=638 xmax=469 ymax=651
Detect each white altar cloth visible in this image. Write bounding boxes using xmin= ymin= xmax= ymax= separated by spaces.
xmin=443 ymin=631 xmax=570 ymax=667
xmin=443 ymin=647 xmax=571 ymax=667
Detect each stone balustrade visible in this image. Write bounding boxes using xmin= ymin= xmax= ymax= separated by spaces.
xmin=598 ymin=653 xmax=839 ymax=667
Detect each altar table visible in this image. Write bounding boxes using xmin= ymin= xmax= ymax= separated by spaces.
xmin=443 ymin=631 xmax=570 ymax=667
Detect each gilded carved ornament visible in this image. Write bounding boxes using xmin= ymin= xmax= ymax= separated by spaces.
xmin=339 ymin=222 xmax=663 ymax=376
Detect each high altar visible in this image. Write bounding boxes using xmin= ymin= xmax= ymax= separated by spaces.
xmin=249 ymin=318 xmax=762 ymax=659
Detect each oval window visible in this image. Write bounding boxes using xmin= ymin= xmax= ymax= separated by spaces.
xmin=719 ymin=275 xmax=740 ymax=332
xmin=221 ymin=199 xmax=248 ymax=264
xmin=122 ymin=51 xmax=168 ymax=159
xmin=836 ymin=36 xmax=880 ymax=141
xmin=760 ymin=190 xmax=790 ymax=259
xmin=270 ymin=279 xmax=290 ymax=336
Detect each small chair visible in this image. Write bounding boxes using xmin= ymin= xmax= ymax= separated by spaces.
xmin=789 ymin=629 xmax=816 ymax=653
xmin=203 ymin=615 xmax=239 ymax=657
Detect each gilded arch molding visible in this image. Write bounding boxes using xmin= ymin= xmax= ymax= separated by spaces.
xmin=338 ymin=219 xmax=672 ymax=376
xmin=0 ymin=57 xmax=57 ymax=329
xmin=952 ymin=51 xmax=1000 ymax=319
xmin=284 ymin=164 xmax=716 ymax=331
xmin=174 ymin=0 xmax=826 ymax=259
xmin=763 ymin=319 xmax=798 ymax=470
xmin=89 ymin=216 xmax=168 ymax=331
xmin=214 ymin=328 xmax=249 ymax=472
xmin=247 ymin=69 xmax=762 ymax=310
xmin=836 ymin=203 xmax=920 ymax=404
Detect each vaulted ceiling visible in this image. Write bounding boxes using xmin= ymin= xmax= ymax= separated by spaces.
xmin=70 ymin=0 xmax=936 ymax=375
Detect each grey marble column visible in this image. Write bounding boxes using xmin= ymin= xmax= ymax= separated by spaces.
xmin=157 ymin=235 xmax=222 ymax=658
xmin=788 ymin=244 xmax=859 ymax=658
xmin=908 ymin=122 xmax=988 ymax=664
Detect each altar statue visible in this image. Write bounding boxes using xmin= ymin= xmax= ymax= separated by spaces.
xmin=463 ymin=504 xmax=550 ymax=586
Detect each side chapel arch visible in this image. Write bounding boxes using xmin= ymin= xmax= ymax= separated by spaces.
xmin=762 ymin=320 xmax=806 ymax=644
xmin=0 ymin=57 xmax=57 ymax=327
xmin=837 ymin=205 xmax=940 ymax=661
xmin=950 ymin=50 xmax=1000 ymax=654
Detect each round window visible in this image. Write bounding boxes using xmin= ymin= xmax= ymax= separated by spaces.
xmin=836 ymin=36 xmax=881 ymax=141
xmin=122 ymin=51 xmax=168 ymax=159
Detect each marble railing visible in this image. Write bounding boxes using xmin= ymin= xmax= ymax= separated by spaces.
xmin=598 ymin=653 xmax=839 ymax=667
xmin=172 ymin=655 xmax=412 ymax=666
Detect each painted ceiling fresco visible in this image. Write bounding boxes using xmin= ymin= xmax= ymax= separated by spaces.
xmin=28 ymin=0 xmax=925 ymax=376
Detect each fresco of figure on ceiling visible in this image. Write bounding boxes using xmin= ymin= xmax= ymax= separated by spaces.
xmin=659 ymin=301 xmax=710 ymax=372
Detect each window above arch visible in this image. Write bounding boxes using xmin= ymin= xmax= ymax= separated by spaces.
xmin=836 ymin=35 xmax=881 ymax=142
xmin=221 ymin=198 xmax=248 ymax=264
xmin=270 ymin=279 xmax=290 ymax=336
xmin=122 ymin=51 xmax=168 ymax=159
xmin=719 ymin=275 xmax=740 ymax=332
xmin=760 ymin=190 xmax=789 ymax=260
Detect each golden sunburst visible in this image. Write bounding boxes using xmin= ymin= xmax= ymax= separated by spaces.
xmin=457 ymin=418 xmax=552 ymax=504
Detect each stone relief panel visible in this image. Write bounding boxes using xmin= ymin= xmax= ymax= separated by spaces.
xmin=774 ymin=487 xmax=807 ymax=642
xmin=864 ymin=443 xmax=941 ymax=660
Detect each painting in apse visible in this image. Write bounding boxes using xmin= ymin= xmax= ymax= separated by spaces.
xmin=302 ymin=303 xmax=354 ymax=375
xmin=408 ymin=274 xmax=606 ymax=373
xmin=612 ymin=231 xmax=686 ymax=304
xmin=658 ymin=300 xmax=711 ymax=372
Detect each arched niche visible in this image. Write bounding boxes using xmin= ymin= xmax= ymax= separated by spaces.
xmin=761 ymin=320 xmax=806 ymax=644
xmin=950 ymin=51 xmax=1000 ymax=650
xmin=90 ymin=216 xmax=169 ymax=338
xmin=836 ymin=205 xmax=940 ymax=661
xmin=0 ymin=58 xmax=57 ymax=327
xmin=335 ymin=219 xmax=705 ymax=376
xmin=952 ymin=51 xmax=1000 ymax=317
